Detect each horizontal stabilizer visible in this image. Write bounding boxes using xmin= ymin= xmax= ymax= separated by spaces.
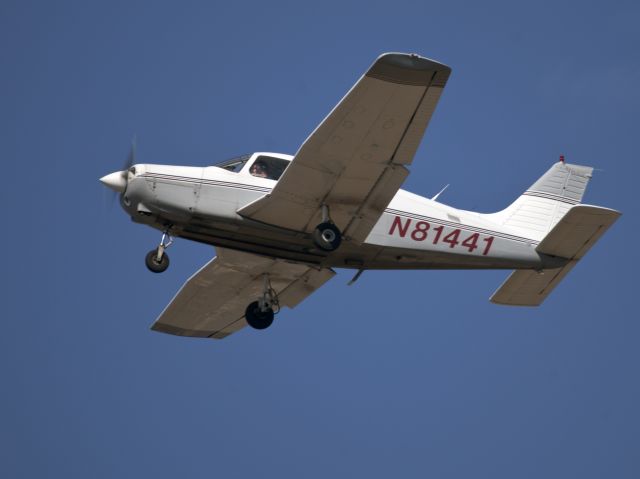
xmin=490 ymin=262 xmax=577 ymax=306
xmin=536 ymin=205 xmax=621 ymax=259
xmin=491 ymin=205 xmax=620 ymax=306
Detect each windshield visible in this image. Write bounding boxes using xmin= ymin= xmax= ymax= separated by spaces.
xmin=249 ymin=155 xmax=291 ymax=181
xmin=214 ymin=154 xmax=251 ymax=173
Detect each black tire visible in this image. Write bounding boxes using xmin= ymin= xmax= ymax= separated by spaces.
xmin=245 ymin=301 xmax=274 ymax=330
xmin=145 ymin=249 xmax=170 ymax=273
xmin=312 ymin=222 xmax=342 ymax=251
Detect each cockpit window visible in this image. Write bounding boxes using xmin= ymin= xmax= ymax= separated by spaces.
xmin=214 ymin=154 xmax=251 ymax=173
xmin=249 ymin=156 xmax=290 ymax=181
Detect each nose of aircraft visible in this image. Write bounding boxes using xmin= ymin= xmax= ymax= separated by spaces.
xmin=100 ymin=170 xmax=127 ymax=193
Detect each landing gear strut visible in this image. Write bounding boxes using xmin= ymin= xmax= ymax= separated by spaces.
xmin=312 ymin=204 xmax=342 ymax=251
xmin=245 ymin=274 xmax=278 ymax=330
xmin=145 ymin=228 xmax=173 ymax=273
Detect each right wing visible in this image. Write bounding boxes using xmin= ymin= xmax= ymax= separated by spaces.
xmin=151 ymin=248 xmax=335 ymax=339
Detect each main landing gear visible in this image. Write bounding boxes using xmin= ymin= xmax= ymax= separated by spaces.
xmin=312 ymin=205 xmax=342 ymax=251
xmin=145 ymin=228 xmax=173 ymax=273
xmin=245 ymin=274 xmax=279 ymax=330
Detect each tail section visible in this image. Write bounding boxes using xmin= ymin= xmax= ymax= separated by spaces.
xmin=485 ymin=161 xmax=594 ymax=241
xmin=491 ymin=205 xmax=621 ymax=306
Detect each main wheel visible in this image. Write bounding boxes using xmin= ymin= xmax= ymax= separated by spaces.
xmin=245 ymin=301 xmax=274 ymax=330
xmin=145 ymin=249 xmax=170 ymax=273
xmin=312 ymin=222 xmax=342 ymax=251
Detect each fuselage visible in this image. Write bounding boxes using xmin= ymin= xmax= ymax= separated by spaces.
xmin=119 ymin=152 xmax=554 ymax=271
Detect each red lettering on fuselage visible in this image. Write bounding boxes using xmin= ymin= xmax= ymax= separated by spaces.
xmin=387 ymin=215 xmax=495 ymax=256
xmin=388 ymin=216 xmax=412 ymax=237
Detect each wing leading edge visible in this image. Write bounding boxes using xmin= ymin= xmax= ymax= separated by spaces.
xmin=238 ymin=52 xmax=451 ymax=243
xmin=151 ymin=248 xmax=335 ymax=339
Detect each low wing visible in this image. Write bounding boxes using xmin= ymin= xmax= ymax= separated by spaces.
xmin=238 ymin=52 xmax=451 ymax=243
xmin=151 ymin=248 xmax=335 ymax=339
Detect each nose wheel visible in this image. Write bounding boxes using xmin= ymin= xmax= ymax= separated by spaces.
xmin=145 ymin=229 xmax=173 ymax=273
xmin=145 ymin=249 xmax=170 ymax=273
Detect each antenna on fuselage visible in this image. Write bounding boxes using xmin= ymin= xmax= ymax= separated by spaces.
xmin=431 ymin=184 xmax=449 ymax=201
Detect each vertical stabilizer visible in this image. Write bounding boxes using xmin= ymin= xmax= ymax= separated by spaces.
xmin=484 ymin=161 xmax=593 ymax=241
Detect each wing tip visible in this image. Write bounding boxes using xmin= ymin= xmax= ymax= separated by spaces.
xmin=366 ymin=53 xmax=451 ymax=88
xmin=376 ymin=52 xmax=451 ymax=70
xmin=367 ymin=52 xmax=451 ymax=87
xmin=150 ymin=321 xmax=217 ymax=338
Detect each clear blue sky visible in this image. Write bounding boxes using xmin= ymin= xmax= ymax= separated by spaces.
xmin=2 ymin=1 xmax=639 ymax=477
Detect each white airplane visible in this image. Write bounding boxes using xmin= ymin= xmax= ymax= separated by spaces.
xmin=100 ymin=53 xmax=620 ymax=339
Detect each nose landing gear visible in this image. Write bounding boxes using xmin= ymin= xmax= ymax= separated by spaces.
xmin=145 ymin=228 xmax=173 ymax=273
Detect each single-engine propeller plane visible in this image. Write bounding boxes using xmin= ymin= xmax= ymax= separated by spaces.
xmin=100 ymin=53 xmax=620 ymax=339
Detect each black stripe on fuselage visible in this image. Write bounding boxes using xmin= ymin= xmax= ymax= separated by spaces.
xmin=523 ymin=190 xmax=580 ymax=205
xmin=140 ymin=172 xmax=272 ymax=193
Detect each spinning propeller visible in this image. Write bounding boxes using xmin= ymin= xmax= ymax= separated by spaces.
xmin=100 ymin=137 xmax=137 ymax=195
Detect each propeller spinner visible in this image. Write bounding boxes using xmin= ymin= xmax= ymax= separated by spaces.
xmin=100 ymin=137 xmax=137 ymax=194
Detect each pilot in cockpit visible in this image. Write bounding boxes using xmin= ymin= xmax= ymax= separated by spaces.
xmin=250 ymin=160 xmax=269 ymax=179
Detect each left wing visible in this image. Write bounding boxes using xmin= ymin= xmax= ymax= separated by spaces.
xmin=238 ymin=52 xmax=451 ymax=243
xmin=151 ymin=248 xmax=335 ymax=339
